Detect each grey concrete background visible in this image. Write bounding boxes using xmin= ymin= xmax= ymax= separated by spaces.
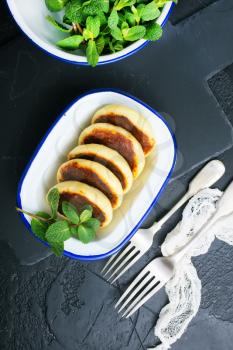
xmin=1 ymin=0 xmax=233 ymax=349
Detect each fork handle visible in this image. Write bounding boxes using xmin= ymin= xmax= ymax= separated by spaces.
xmin=169 ymin=213 xmax=219 ymax=264
xmin=150 ymin=192 xmax=190 ymax=234
xmin=150 ymin=160 xmax=225 ymax=236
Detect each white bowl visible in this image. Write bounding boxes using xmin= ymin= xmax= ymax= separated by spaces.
xmin=17 ymin=89 xmax=176 ymax=260
xmin=6 ymin=0 xmax=174 ymax=65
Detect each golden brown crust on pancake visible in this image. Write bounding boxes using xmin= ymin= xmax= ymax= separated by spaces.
xmin=68 ymin=144 xmax=133 ymax=193
xmin=48 ymin=181 xmax=113 ymax=227
xmin=57 ymin=159 xmax=123 ymax=209
xmin=78 ymin=123 xmax=145 ymax=178
xmin=92 ymin=105 xmax=155 ymax=156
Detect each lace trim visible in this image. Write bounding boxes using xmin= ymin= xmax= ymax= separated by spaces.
xmin=148 ymin=188 xmax=233 ymax=349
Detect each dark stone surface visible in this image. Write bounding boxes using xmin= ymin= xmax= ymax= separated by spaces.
xmin=0 ymin=2 xmax=19 ymax=45
xmin=170 ymin=0 xmax=219 ymax=24
xmin=208 ymin=63 xmax=233 ymax=122
xmin=1 ymin=0 xmax=233 ymax=349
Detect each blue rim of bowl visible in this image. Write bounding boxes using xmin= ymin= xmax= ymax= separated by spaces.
xmin=5 ymin=1 xmax=175 ymax=66
xmin=16 ymin=88 xmax=177 ymax=260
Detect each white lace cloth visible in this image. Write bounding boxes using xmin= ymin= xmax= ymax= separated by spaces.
xmin=148 ymin=188 xmax=233 ymax=350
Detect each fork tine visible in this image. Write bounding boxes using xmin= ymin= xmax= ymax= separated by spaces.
xmin=101 ymin=253 xmax=117 ymax=274
xmin=107 ymin=249 xmax=140 ymax=282
xmin=124 ymin=282 xmax=163 ymax=318
xmin=110 ymin=253 xmax=141 ymax=284
xmin=101 ymin=241 xmax=132 ymax=274
xmin=115 ymin=269 xmax=149 ymax=308
xmin=117 ymin=272 xmax=154 ymax=313
xmin=102 ymin=243 xmax=134 ymax=277
xmin=121 ymin=278 xmax=160 ymax=317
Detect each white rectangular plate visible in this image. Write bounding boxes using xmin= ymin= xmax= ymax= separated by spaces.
xmin=17 ymin=89 xmax=177 ymax=260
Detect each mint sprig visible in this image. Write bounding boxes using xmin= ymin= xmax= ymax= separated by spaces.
xmin=16 ymin=188 xmax=100 ymax=256
xmin=44 ymin=0 xmax=177 ymax=66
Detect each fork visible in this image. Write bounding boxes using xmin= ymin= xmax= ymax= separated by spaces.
xmin=101 ymin=160 xmax=225 ymax=283
xmin=115 ymin=178 xmax=233 ymax=318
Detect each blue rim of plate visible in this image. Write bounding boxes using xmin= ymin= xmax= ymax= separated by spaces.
xmin=16 ymin=88 xmax=177 ymax=260
xmin=5 ymin=1 xmax=175 ymax=66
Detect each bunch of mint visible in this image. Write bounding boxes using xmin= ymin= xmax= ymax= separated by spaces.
xmin=16 ymin=188 xmax=100 ymax=256
xmin=45 ymin=0 xmax=177 ymax=66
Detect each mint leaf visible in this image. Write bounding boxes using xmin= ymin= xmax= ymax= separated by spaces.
xmin=45 ymin=0 xmax=69 ymax=12
xmin=57 ymin=35 xmax=83 ymax=49
xmin=62 ymin=201 xmax=80 ymax=224
xmin=70 ymin=226 xmax=79 ymax=238
xmin=103 ymin=35 xmax=110 ymax=44
xmin=47 ymin=188 xmax=60 ymax=219
xmin=80 ymin=209 xmax=92 ymax=223
xmin=82 ymin=1 xmax=100 ymax=16
xmin=98 ymin=11 xmax=107 ymax=25
xmin=124 ymin=11 xmax=136 ymax=26
xmin=96 ymin=36 xmax=105 ymax=54
xmin=144 ymin=23 xmax=162 ymax=40
xmin=31 ymin=218 xmax=48 ymax=241
xmin=109 ymin=40 xmax=115 ymax=53
xmin=63 ymin=15 xmax=72 ymax=25
xmin=102 ymin=0 xmax=110 ymax=13
xmin=83 ymin=16 xmax=100 ymax=39
xmin=78 ymin=224 xmax=95 ymax=243
xmin=131 ymin=5 xmax=140 ymax=24
xmin=82 ymin=0 xmax=107 ymax=16
xmin=108 ymin=9 xmax=119 ymax=29
xmin=136 ymin=4 xmax=144 ymax=17
xmin=122 ymin=25 xmax=146 ymax=41
xmin=121 ymin=21 xmax=129 ymax=30
xmin=138 ymin=2 xmax=160 ymax=21
xmin=115 ymin=0 xmax=136 ymax=11
xmin=51 ymin=241 xmax=64 ymax=256
xmin=81 ymin=204 xmax=93 ymax=215
xmin=83 ymin=29 xmax=93 ymax=40
xmin=46 ymin=15 xmax=71 ymax=32
xmin=65 ymin=0 xmax=83 ymax=23
xmin=114 ymin=41 xmax=124 ymax=51
xmin=85 ymin=217 xmax=100 ymax=231
xmin=86 ymin=40 xmax=99 ymax=66
xmin=36 ymin=211 xmax=51 ymax=220
xmin=111 ymin=27 xmax=123 ymax=41
xmin=45 ymin=221 xmax=71 ymax=243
